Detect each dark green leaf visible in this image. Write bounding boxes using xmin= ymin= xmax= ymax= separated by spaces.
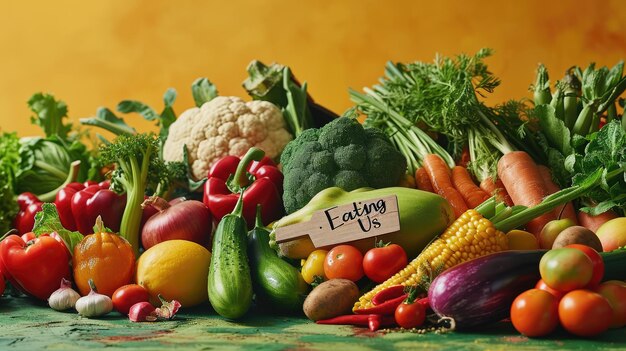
xmin=117 ymin=100 xmax=159 ymax=121
xmin=163 ymin=88 xmax=177 ymax=107
xmin=80 ymin=107 xmax=137 ymax=136
xmin=535 ymin=104 xmax=572 ymax=155
xmin=191 ymin=78 xmax=218 ymax=107
xmin=32 ymin=203 xmax=84 ymax=254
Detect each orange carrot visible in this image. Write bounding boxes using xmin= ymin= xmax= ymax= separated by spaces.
xmin=479 ymin=177 xmax=514 ymax=206
xmin=451 ymin=166 xmax=490 ymax=208
xmin=457 ymin=146 xmax=470 ymax=168
xmin=423 ymin=154 xmax=468 ymax=218
xmin=497 ymin=151 xmax=556 ymax=236
xmin=537 ymin=165 xmax=578 ymax=225
xmin=415 ymin=167 xmax=434 ymax=193
xmin=578 ymin=209 xmax=619 ymax=233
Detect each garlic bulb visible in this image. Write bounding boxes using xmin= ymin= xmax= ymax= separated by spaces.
xmin=48 ymin=278 xmax=80 ymax=311
xmin=75 ymin=279 xmax=113 ymax=318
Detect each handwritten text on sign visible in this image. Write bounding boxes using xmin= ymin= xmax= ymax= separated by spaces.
xmin=274 ymin=195 xmax=400 ymax=248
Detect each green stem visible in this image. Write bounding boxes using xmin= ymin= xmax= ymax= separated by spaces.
xmin=491 ymin=167 xmax=624 ymax=232
xmin=572 ymin=104 xmax=594 ymax=135
xmin=534 ymin=64 xmax=552 ymax=106
xmin=231 ymin=190 xmax=245 ymax=218
xmin=227 ymin=147 xmax=265 ymax=193
xmin=37 ymin=160 xmax=81 ymax=202
xmin=254 ymin=204 xmax=263 ymax=228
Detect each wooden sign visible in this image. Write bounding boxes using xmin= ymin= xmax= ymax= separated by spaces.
xmin=274 ymin=195 xmax=400 ymax=248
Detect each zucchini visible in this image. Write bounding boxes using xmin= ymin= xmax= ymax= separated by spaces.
xmin=248 ymin=206 xmax=309 ymax=314
xmin=428 ymin=248 xmax=626 ymax=329
xmin=207 ymin=195 xmax=253 ymax=320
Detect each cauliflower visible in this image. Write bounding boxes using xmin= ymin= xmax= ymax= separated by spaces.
xmin=163 ymin=96 xmax=293 ymax=180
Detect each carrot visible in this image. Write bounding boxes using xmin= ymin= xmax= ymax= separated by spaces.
xmin=497 ymin=151 xmax=556 ymax=236
xmin=423 ymin=154 xmax=468 ymax=218
xmin=457 ymin=146 xmax=470 ymax=168
xmin=451 ymin=166 xmax=490 ymax=208
xmin=479 ymin=177 xmax=514 ymax=206
xmin=578 ymin=209 xmax=619 ymax=233
xmin=415 ymin=167 xmax=434 ymax=193
xmin=537 ymin=165 xmax=578 ymax=225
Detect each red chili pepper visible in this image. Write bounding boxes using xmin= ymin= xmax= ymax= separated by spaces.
xmin=372 ymin=285 xmax=405 ymax=305
xmin=316 ymin=314 xmax=370 ymax=326
xmin=355 ymin=294 xmax=408 ymax=315
xmin=13 ymin=193 xmax=43 ymax=234
xmin=203 ymin=147 xmax=283 ymax=229
xmin=368 ymin=314 xmax=396 ymax=331
xmin=70 ymin=184 xmax=127 ymax=235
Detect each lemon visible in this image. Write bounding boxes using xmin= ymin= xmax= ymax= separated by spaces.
xmin=136 ymin=240 xmax=211 ymax=307
xmin=506 ymin=229 xmax=540 ymax=250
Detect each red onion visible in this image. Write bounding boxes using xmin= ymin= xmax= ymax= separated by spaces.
xmin=141 ymin=196 xmax=212 ymax=250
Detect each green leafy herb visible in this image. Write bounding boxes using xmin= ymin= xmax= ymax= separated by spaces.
xmin=28 ymin=93 xmax=72 ymax=140
xmin=32 ymin=203 xmax=84 ymax=254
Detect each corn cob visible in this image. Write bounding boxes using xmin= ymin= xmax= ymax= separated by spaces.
xmin=353 ymin=209 xmax=508 ymax=311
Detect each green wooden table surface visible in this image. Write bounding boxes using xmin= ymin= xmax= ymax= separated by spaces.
xmin=1 ymin=297 xmax=625 ymax=351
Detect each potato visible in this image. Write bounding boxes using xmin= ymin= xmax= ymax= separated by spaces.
xmin=552 ymin=226 xmax=603 ymax=252
xmin=303 ymin=279 xmax=359 ymax=321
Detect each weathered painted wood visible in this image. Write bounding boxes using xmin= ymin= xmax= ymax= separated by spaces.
xmin=0 ymin=297 xmax=625 ymax=350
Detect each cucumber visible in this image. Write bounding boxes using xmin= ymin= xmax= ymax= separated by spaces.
xmin=248 ymin=206 xmax=309 ymax=314
xmin=207 ymin=195 xmax=253 ymax=320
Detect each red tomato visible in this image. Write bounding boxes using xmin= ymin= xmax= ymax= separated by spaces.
xmin=559 ymin=290 xmax=612 ymax=337
xmin=539 ymin=248 xmax=593 ymax=292
xmin=363 ymin=244 xmax=407 ymax=283
xmin=510 ymin=289 xmax=559 ymax=337
xmin=324 ymin=245 xmax=364 ymax=282
xmin=565 ymin=244 xmax=604 ymax=289
xmin=595 ymin=281 xmax=626 ymax=328
xmin=112 ymin=284 xmax=151 ymax=315
xmin=535 ymin=279 xmax=565 ymax=300
xmin=0 ymin=235 xmax=71 ymax=300
xmin=395 ymin=300 xmax=426 ymax=329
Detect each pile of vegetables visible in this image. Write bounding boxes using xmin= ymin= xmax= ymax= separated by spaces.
xmin=1 ymin=52 xmax=626 ymax=341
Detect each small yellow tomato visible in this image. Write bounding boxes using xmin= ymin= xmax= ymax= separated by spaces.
xmin=506 ymin=229 xmax=540 ymax=250
xmin=301 ymin=249 xmax=328 ymax=284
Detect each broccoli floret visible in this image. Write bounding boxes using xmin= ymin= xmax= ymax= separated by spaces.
xmin=364 ymin=137 xmax=407 ymax=188
xmin=334 ymin=170 xmax=368 ymax=191
xmin=280 ymin=117 xmax=407 ymax=214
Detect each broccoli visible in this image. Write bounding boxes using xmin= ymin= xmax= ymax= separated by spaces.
xmin=280 ymin=117 xmax=407 ymax=213
xmin=99 ymin=133 xmax=168 ymax=255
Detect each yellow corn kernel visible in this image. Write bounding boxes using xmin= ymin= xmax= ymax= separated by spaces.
xmin=353 ymin=209 xmax=508 ymax=311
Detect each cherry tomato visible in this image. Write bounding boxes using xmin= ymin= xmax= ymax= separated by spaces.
xmin=112 ymin=284 xmax=150 ymax=315
xmin=535 ymin=279 xmax=565 ymax=300
xmin=323 ymin=245 xmax=364 ymax=282
xmin=565 ymin=244 xmax=604 ymax=289
xmin=363 ymin=244 xmax=407 ymax=283
xmin=539 ymin=248 xmax=593 ymax=292
xmin=595 ymin=281 xmax=626 ymax=328
xmin=395 ymin=300 xmax=426 ymax=329
xmin=559 ymin=290 xmax=612 ymax=337
xmin=510 ymin=289 xmax=559 ymax=337
xmin=301 ymin=249 xmax=328 ymax=285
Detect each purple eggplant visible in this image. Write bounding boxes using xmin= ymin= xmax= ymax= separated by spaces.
xmin=428 ymin=250 xmax=545 ymax=329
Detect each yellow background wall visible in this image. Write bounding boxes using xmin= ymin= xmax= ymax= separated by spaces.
xmin=1 ymin=0 xmax=625 ymax=137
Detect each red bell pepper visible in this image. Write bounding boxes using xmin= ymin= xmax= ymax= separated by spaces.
xmin=71 ymin=183 xmax=126 ymax=235
xmin=203 ymin=147 xmax=283 ymax=229
xmin=13 ymin=193 xmax=43 ymax=234
xmin=0 ymin=234 xmax=71 ymax=300
xmin=55 ymin=180 xmax=112 ymax=232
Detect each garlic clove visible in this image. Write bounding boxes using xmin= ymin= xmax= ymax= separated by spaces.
xmin=48 ymin=278 xmax=81 ymax=311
